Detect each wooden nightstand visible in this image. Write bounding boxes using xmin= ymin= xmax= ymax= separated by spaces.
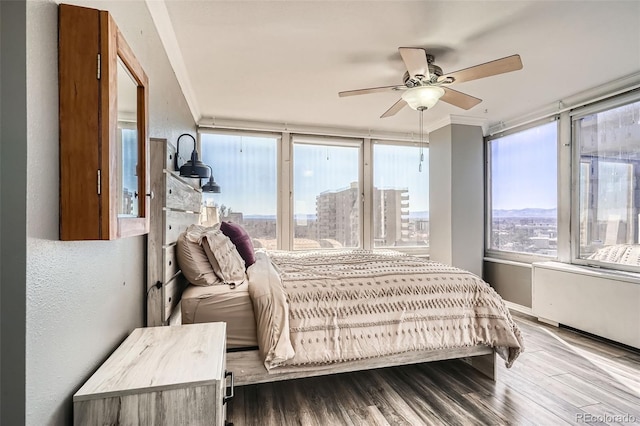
xmin=74 ymin=322 xmax=233 ymax=426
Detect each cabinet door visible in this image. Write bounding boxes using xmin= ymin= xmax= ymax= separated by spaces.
xmin=59 ymin=4 xmax=102 ymax=240
xmin=59 ymin=4 xmax=149 ymax=240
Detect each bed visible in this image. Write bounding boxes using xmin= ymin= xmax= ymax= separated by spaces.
xmin=181 ymin=281 xmax=258 ymax=349
xmin=148 ymin=138 xmax=523 ymax=386
xmin=180 ymin=246 xmax=523 ymax=385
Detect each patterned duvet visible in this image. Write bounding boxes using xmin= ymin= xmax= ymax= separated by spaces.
xmin=247 ymin=250 xmax=524 ymax=371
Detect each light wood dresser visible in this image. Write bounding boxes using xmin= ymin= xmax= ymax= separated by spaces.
xmin=73 ymin=322 xmax=233 ymax=426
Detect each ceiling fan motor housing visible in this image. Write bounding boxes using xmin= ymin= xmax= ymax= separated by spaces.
xmin=403 ymin=63 xmax=443 ymax=87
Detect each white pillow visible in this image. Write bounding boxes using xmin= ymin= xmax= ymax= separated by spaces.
xmin=200 ymin=228 xmax=247 ymax=286
xmin=176 ymin=224 xmax=221 ymax=286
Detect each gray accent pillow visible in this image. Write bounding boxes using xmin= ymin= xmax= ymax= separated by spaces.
xmin=201 ymin=228 xmax=247 ymax=286
xmin=176 ymin=224 xmax=221 ymax=286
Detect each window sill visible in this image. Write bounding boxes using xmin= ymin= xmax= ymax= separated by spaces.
xmin=532 ymin=261 xmax=640 ymax=285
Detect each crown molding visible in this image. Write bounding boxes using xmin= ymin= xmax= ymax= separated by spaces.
xmin=426 ymin=114 xmax=489 ymax=135
xmin=198 ymin=117 xmax=419 ymax=142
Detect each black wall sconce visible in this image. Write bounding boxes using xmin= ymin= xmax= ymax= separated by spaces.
xmin=201 ymin=165 xmax=221 ymax=193
xmin=175 ymin=133 xmax=210 ymax=179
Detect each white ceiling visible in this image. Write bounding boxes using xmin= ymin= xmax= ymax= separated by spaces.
xmin=152 ymin=0 xmax=640 ymax=135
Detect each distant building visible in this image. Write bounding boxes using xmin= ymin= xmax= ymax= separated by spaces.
xmin=315 ymin=182 xmax=410 ymax=247
xmin=373 ymin=188 xmax=409 ymax=246
xmin=316 ymin=182 xmax=359 ymax=247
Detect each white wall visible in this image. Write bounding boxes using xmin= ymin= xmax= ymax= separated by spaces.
xmin=429 ymin=123 xmax=485 ymax=277
xmin=25 ymin=1 xmax=195 ymax=424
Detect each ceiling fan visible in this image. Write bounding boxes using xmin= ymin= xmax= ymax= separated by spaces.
xmin=338 ymin=47 xmax=523 ymax=118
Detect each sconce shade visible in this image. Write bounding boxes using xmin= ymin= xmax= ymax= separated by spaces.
xmin=401 ymin=86 xmax=445 ymax=110
xmin=201 ymin=165 xmax=221 ymax=193
xmin=176 ymin=133 xmax=210 ymax=179
xmin=180 ymin=150 xmax=210 ymax=179
xmin=202 ymin=177 xmax=221 ymax=193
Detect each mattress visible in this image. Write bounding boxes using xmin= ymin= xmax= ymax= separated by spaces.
xmin=181 ymin=283 xmax=258 ymax=349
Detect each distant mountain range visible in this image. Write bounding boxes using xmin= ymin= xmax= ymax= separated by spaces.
xmin=492 ymin=208 xmax=557 ymax=218
xmin=408 ymin=211 xmax=429 ymax=219
xmin=241 ymin=209 xmax=556 ymax=221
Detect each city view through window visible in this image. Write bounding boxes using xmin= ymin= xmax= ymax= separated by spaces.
xmin=575 ymin=100 xmax=640 ymax=270
xmin=201 ymin=134 xmax=429 ymax=250
xmin=488 ymin=121 xmax=558 ymax=257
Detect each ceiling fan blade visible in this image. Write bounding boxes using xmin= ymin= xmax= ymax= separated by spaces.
xmin=380 ymin=99 xmax=407 ymax=118
xmin=438 ymin=54 xmax=523 ymax=84
xmin=440 ymin=87 xmax=482 ymax=110
xmin=338 ymin=85 xmax=405 ymax=97
xmin=399 ymin=47 xmax=430 ymax=80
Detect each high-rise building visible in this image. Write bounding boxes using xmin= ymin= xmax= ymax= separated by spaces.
xmin=373 ymin=188 xmax=410 ymax=246
xmin=315 ymin=183 xmax=409 ymax=247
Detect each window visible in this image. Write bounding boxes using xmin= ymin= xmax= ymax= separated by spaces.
xmin=292 ymin=136 xmax=361 ymax=250
xmin=372 ymin=141 xmax=429 ymax=248
xmin=200 ymin=131 xmax=430 ymax=254
xmin=573 ymin=97 xmax=640 ymax=272
xmin=487 ymin=120 xmax=558 ymax=257
xmin=200 ymin=132 xmax=279 ymax=249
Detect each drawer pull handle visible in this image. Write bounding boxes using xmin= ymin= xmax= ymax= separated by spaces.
xmin=223 ymin=370 xmax=234 ymax=404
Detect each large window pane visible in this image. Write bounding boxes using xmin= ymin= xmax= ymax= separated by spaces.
xmin=293 ymin=138 xmax=360 ymax=250
xmin=575 ymin=100 xmax=640 ymax=270
xmin=372 ymin=142 xmax=429 ymax=248
xmin=200 ymin=133 xmax=278 ymax=249
xmin=488 ymin=121 xmax=558 ymax=256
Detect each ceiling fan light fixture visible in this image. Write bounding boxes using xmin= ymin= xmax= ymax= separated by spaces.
xmin=401 ymin=86 xmax=445 ymax=111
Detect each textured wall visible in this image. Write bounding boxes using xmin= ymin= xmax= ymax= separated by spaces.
xmin=26 ymin=1 xmax=195 ymax=424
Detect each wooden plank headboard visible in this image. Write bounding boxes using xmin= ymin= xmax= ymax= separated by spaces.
xmin=147 ymin=138 xmax=202 ymax=326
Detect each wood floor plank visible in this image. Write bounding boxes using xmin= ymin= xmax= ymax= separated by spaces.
xmin=355 ymin=368 xmax=437 ymax=426
xmin=364 ymin=406 xmax=392 ymax=426
xmin=412 ymin=363 xmax=511 ymax=425
xmin=529 ymin=350 xmax=640 ymax=407
xmin=462 ymin=391 xmax=543 ymax=426
xmin=580 ymin=403 xmax=640 ymax=426
xmin=552 ymin=373 xmax=640 ymax=419
xmin=227 ymin=316 xmax=640 ymax=425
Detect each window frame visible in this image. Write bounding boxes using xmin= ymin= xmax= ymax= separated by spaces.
xmin=484 ymin=117 xmax=560 ymax=263
xmin=570 ymin=90 xmax=640 ymax=273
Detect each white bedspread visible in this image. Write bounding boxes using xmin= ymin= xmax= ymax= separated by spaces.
xmin=248 ymin=250 xmax=523 ymax=371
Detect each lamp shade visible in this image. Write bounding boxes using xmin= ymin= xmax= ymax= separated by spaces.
xmin=202 ymin=176 xmax=221 ymax=193
xmin=179 ymin=149 xmax=210 ymax=179
xmin=201 ymin=164 xmax=221 ymax=193
xmin=401 ymin=86 xmax=445 ymax=110
xmin=175 ymin=133 xmax=211 ymax=179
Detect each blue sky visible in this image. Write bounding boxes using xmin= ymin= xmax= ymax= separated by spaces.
xmin=200 ymin=124 xmax=556 ymax=217
xmin=201 ymin=134 xmax=430 ymax=216
xmin=490 ymin=121 xmax=558 ymax=210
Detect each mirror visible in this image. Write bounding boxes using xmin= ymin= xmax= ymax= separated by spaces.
xmin=117 ymin=57 xmax=139 ymax=217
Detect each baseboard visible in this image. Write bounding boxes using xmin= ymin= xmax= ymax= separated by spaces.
xmin=503 ymin=300 xmax=534 ymax=316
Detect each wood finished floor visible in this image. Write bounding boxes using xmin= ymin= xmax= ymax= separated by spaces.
xmin=227 ymin=314 xmax=640 ymax=425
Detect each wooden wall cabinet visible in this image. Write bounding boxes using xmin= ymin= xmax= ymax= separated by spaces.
xmin=59 ymin=4 xmax=149 ymax=240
